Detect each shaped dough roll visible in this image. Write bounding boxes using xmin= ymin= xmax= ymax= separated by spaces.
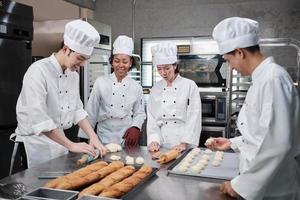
xmin=44 ymin=161 xmax=108 ymax=188
xmin=79 ymin=165 xmax=136 ymax=197
xmin=157 ymin=149 xmax=180 ymax=164
xmin=100 ymin=165 xmax=153 ymax=198
xmin=54 ymin=161 xmax=124 ymax=190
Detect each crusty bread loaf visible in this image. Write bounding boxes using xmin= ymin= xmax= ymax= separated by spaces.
xmin=44 ymin=161 xmax=108 ymax=188
xmin=79 ymin=165 xmax=136 ymax=197
xmin=157 ymin=149 xmax=180 ymax=164
xmin=45 ymin=161 xmax=124 ymax=190
xmin=99 ymin=165 xmax=153 ymax=198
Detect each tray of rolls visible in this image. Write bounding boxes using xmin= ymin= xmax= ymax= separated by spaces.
xmin=167 ymin=148 xmax=239 ymax=180
xmin=43 ymin=160 xmax=158 ymax=200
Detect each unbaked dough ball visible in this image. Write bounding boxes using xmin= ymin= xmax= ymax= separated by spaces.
xmin=202 ymin=154 xmax=210 ymax=161
xmin=110 ymin=155 xmax=121 ymax=161
xmin=178 ymin=165 xmax=188 ymax=172
xmin=212 ymin=160 xmax=221 ymax=167
xmin=105 ymin=143 xmax=122 ymax=152
xmin=204 ymin=149 xmax=213 ymax=154
xmin=205 ymin=137 xmax=214 ymax=146
xmin=191 ymin=165 xmax=202 ymax=173
xmin=198 ymin=159 xmax=208 ymax=166
xmin=135 ymin=157 xmax=145 ymax=165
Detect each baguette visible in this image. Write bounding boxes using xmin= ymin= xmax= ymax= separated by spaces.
xmin=99 ymin=165 xmax=153 ymax=198
xmin=157 ymin=149 xmax=180 ymax=164
xmin=44 ymin=161 xmax=108 ymax=188
xmin=79 ymin=165 xmax=136 ymax=197
xmin=55 ymin=161 xmax=124 ymax=190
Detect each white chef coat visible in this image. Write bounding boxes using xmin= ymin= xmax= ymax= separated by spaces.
xmin=229 ymin=57 xmax=300 ymax=200
xmin=78 ymin=72 xmax=146 ymax=144
xmin=147 ymin=74 xmax=201 ymax=148
xmin=14 ymin=54 xmax=88 ymax=168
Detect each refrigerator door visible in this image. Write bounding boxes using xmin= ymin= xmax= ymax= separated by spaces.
xmin=0 ymin=38 xmax=31 ymax=128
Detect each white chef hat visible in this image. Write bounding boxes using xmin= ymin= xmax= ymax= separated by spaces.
xmin=113 ymin=35 xmax=134 ymax=56
xmin=64 ymin=19 xmax=100 ymax=56
xmin=151 ymin=42 xmax=177 ymax=67
xmin=212 ymin=17 xmax=259 ymax=54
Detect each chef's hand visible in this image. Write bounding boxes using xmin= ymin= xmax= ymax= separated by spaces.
xmin=207 ymin=137 xmax=231 ymax=151
xmin=172 ymin=142 xmax=187 ymax=152
xmin=123 ymin=127 xmax=140 ymax=147
xmin=67 ymin=141 xmax=97 ymax=157
xmin=220 ymin=181 xmax=238 ymax=198
xmin=148 ymin=142 xmax=160 ymax=152
xmin=89 ymin=134 xmax=107 ymax=157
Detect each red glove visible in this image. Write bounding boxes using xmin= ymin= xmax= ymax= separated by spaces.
xmin=123 ymin=127 xmax=140 ymax=146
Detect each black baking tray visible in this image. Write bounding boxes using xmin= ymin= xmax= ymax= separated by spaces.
xmin=167 ymin=148 xmax=239 ymax=180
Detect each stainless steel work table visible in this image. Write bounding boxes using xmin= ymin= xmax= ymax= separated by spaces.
xmin=0 ymin=146 xmax=236 ymax=200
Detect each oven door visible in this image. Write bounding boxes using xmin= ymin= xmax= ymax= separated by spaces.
xmin=201 ymin=97 xmax=216 ymax=122
xmin=199 ymin=126 xmax=226 ymax=147
xmin=178 ymin=54 xmax=226 ymax=87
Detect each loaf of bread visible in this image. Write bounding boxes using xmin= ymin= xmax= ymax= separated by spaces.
xmin=99 ymin=165 xmax=153 ymax=198
xmin=45 ymin=161 xmax=124 ymax=190
xmin=157 ymin=149 xmax=180 ymax=164
xmin=79 ymin=165 xmax=136 ymax=197
xmin=44 ymin=161 xmax=108 ymax=188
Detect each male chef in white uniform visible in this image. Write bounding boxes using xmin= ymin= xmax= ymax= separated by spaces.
xmin=207 ymin=17 xmax=300 ymax=200
xmin=11 ymin=20 xmax=106 ymax=169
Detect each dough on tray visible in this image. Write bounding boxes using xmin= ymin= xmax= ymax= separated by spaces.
xmin=135 ymin=157 xmax=145 ymax=165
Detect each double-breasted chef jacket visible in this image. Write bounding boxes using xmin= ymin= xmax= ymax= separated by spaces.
xmin=78 ymin=72 xmax=146 ymax=144
xmin=229 ymin=57 xmax=300 ymax=200
xmin=147 ymin=74 xmax=202 ymax=148
xmin=14 ymin=54 xmax=88 ymax=168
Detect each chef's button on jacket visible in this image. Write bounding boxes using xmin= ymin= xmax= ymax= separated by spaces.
xmin=78 ymin=72 xmax=146 ymax=144
xmin=147 ymin=75 xmax=201 ymax=148
xmin=14 ymin=54 xmax=88 ymax=168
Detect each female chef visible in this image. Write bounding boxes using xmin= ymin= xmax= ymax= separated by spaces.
xmin=147 ymin=42 xmax=202 ymax=152
xmin=11 ymin=20 xmax=107 ymax=169
xmin=208 ymin=17 xmax=300 ymax=200
xmin=79 ymin=35 xmax=146 ymax=146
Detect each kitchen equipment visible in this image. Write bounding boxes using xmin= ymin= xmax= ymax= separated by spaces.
xmin=0 ymin=0 xmax=33 ymax=178
xmin=23 ymin=187 xmax=78 ymax=200
xmin=167 ymin=148 xmax=239 ymax=180
xmin=200 ymin=91 xmax=228 ymax=125
xmin=178 ymin=54 xmax=227 ymax=87
xmin=0 ymin=182 xmax=27 ymax=199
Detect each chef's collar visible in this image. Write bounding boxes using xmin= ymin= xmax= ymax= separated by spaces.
xmin=161 ymin=74 xmax=182 ymax=87
xmin=251 ymin=57 xmax=275 ymax=82
xmin=110 ymin=72 xmax=129 ymax=83
xmin=50 ymin=54 xmax=64 ymax=75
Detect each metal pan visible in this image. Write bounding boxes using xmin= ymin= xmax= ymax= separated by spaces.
xmin=167 ymin=148 xmax=239 ymax=180
xmin=23 ymin=187 xmax=79 ymax=200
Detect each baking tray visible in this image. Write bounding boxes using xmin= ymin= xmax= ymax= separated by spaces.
xmin=23 ymin=187 xmax=78 ymax=200
xmin=79 ymin=166 xmax=159 ymax=200
xmin=167 ymin=148 xmax=239 ymax=180
xmin=77 ymin=195 xmax=119 ymax=200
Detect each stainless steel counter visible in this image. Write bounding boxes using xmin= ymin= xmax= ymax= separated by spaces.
xmin=0 ymin=146 xmax=236 ymax=200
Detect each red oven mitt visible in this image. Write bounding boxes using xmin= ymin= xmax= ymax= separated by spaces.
xmin=123 ymin=126 xmax=140 ymax=146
